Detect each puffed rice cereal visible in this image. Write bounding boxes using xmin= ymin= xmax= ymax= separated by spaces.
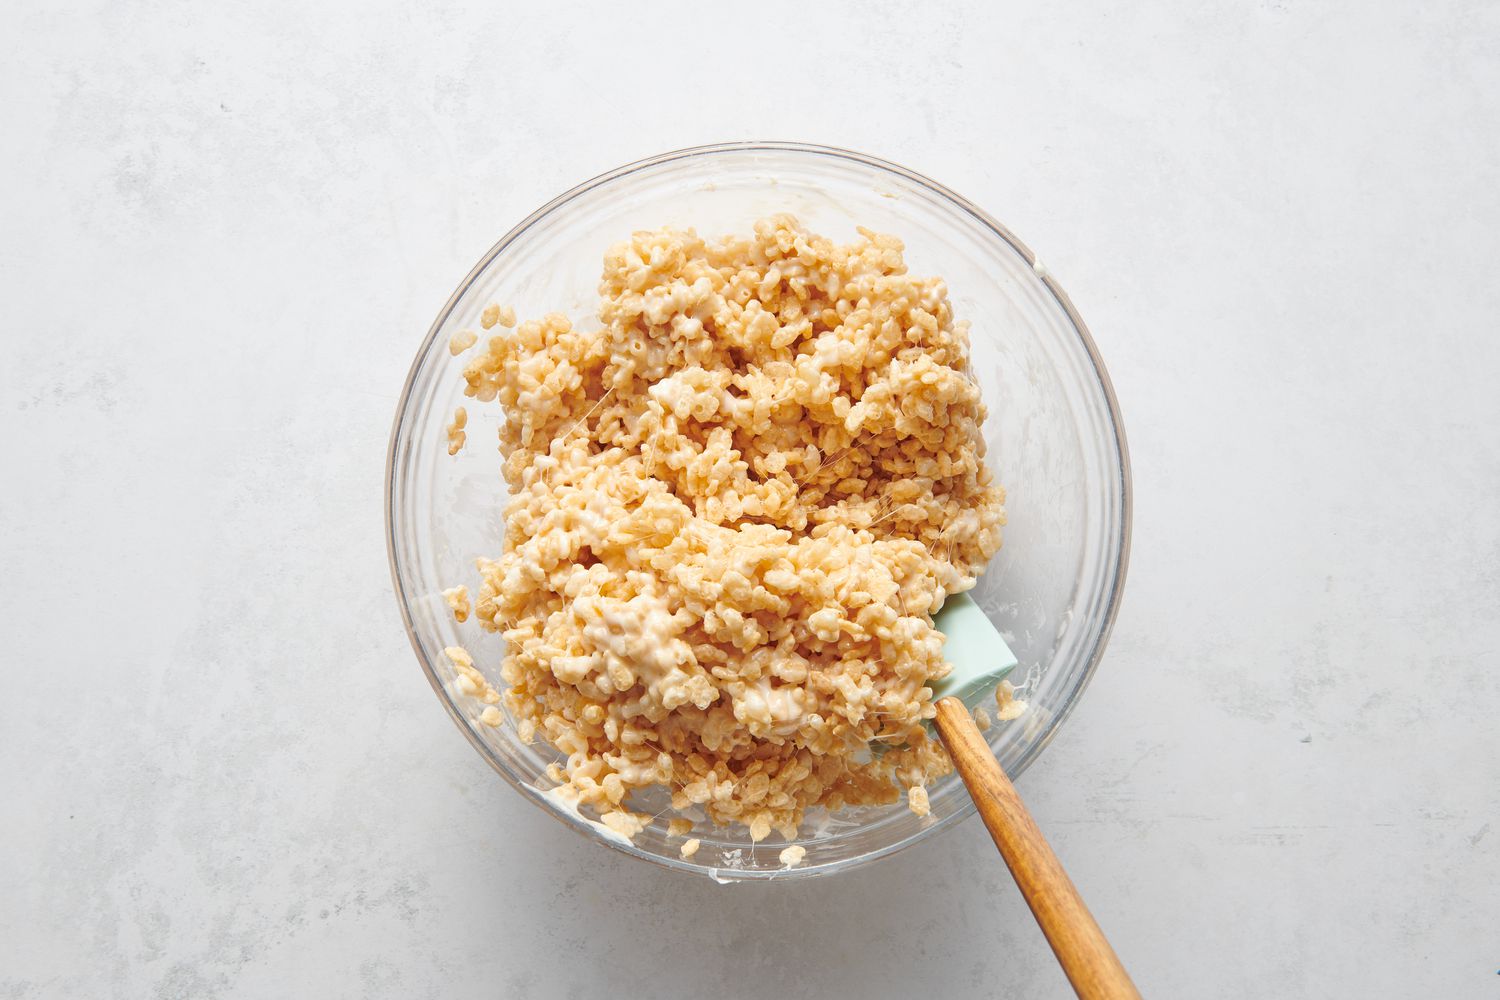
xmin=454 ymin=215 xmax=1006 ymax=842
xmin=442 ymin=583 xmax=470 ymax=623
xmin=995 ymin=679 xmax=1027 ymax=722
xmin=446 ymin=407 xmax=467 ymax=456
xmin=449 ymin=328 xmax=478 ymax=356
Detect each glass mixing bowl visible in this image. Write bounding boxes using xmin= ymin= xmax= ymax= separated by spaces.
xmin=386 ymin=142 xmax=1131 ymax=881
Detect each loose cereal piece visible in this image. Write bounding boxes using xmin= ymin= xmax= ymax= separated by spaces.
xmin=496 ymin=304 xmax=516 ymax=328
xmin=442 ymin=583 xmax=470 ymax=623
xmin=445 ymin=407 xmax=467 ymax=456
xmin=667 ymin=818 xmax=694 ymax=838
xmin=972 ymin=705 xmax=992 ymax=731
xmin=444 ymin=645 xmax=500 ymax=705
xmin=680 ymin=838 xmax=701 ymax=859
xmin=449 ymin=328 xmax=478 ymax=355
xmin=908 ymin=785 xmax=931 ymax=818
xmin=779 ymin=844 xmax=807 ymax=868
xmin=544 ymin=762 xmax=565 ymax=783
xmin=480 ymin=304 xmax=501 ymax=329
xmin=479 ymin=706 xmax=502 ymax=727
xmin=995 ymin=680 xmax=1028 ymax=722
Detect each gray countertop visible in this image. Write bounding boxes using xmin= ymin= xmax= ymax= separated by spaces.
xmin=3 ymin=2 xmax=1497 ymax=997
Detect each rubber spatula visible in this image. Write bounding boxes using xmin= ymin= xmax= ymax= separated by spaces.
xmin=930 ymin=593 xmax=1142 ymax=1000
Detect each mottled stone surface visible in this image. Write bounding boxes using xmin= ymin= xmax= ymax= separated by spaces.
xmin=3 ymin=2 xmax=1497 ymax=997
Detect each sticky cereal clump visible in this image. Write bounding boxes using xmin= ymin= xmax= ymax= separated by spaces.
xmin=444 ymin=646 xmax=500 ymax=705
xmin=995 ymin=679 xmax=1028 ymax=722
xmin=446 ymin=407 xmax=467 ymax=456
xmin=442 ymin=583 xmax=470 ymax=623
xmin=460 ymin=216 xmax=1005 ymax=840
xmin=450 ymin=329 xmax=478 ymax=356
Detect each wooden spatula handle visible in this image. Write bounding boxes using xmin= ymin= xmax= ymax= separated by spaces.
xmin=934 ymin=696 xmax=1142 ymax=1000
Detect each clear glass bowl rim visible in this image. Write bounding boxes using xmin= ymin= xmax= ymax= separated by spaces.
xmin=384 ymin=140 xmax=1134 ymax=880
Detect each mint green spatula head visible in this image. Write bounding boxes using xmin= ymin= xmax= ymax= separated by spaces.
xmin=929 ymin=592 xmax=1019 ymax=708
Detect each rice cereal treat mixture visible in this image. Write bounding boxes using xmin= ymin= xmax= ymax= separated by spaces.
xmin=456 ymin=215 xmax=1006 ymax=843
